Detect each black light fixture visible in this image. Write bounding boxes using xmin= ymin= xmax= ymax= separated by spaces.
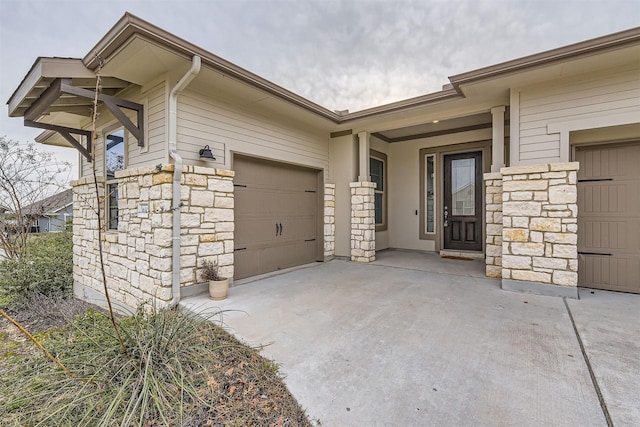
xmin=199 ymin=145 xmax=216 ymax=160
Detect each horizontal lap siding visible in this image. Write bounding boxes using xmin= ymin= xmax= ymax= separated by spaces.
xmin=139 ymin=82 xmax=167 ymax=165
xmin=176 ymin=91 xmax=328 ymax=171
xmin=80 ymin=82 xmax=167 ymax=178
xmin=518 ymin=66 xmax=640 ymax=165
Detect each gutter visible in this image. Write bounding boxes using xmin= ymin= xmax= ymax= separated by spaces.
xmin=167 ymin=55 xmax=201 ymax=309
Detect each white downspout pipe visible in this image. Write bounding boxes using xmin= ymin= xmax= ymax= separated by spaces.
xmin=168 ymin=55 xmax=201 ymax=309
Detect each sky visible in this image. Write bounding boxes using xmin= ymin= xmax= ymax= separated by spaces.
xmin=1 ymin=0 xmax=639 ymax=179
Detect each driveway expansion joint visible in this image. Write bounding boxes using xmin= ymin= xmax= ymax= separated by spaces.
xmin=563 ymin=297 xmax=613 ymax=427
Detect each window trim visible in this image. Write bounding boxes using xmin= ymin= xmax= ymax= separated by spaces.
xmin=370 ymin=149 xmax=387 ymax=232
xmin=104 ymin=127 xmax=126 ymax=230
xmin=424 ymin=153 xmax=436 ymax=235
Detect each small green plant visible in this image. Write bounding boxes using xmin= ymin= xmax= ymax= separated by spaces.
xmin=201 ymin=259 xmax=222 ymax=281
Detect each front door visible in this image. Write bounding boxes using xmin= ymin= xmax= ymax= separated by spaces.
xmin=444 ymin=151 xmax=483 ymax=251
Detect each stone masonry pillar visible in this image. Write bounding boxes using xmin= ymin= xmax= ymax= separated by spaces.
xmin=324 ymin=183 xmax=336 ymax=259
xmin=350 ymin=181 xmax=376 ymax=262
xmin=500 ymin=162 xmax=579 ymax=298
xmin=484 ymin=172 xmax=503 ymax=278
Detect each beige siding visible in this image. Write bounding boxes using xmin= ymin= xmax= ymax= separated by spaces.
xmin=517 ymin=64 xmax=640 ymax=165
xmin=131 ymin=81 xmax=167 ymax=167
xmin=176 ymin=90 xmax=328 ymax=172
xmin=79 ymin=82 xmax=167 ymax=178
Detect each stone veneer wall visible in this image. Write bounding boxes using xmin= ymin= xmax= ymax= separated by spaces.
xmin=500 ymin=162 xmax=579 ymax=293
xmin=484 ymin=172 xmax=503 ymax=278
xmin=350 ymin=181 xmax=376 ymax=262
xmin=324 ymin=183 xmax=336 ymax=259
xmin=72 ymin=164 xmax=234 ymax=309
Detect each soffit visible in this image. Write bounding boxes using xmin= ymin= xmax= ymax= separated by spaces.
xmin=375 ymin=112 xmax=493 ymax=142
xmin=457 ymin=44 xmax=640 ymax=98
xmin=8 ymin=58 xmax=134 ymax=125
xmin=7 ymin=58 xmax=129 ymax=118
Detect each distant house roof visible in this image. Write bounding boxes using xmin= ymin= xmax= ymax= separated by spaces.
xmin=22 ymin=188 xmax=73 ymax=216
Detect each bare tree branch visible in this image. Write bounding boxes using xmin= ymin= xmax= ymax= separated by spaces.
xmin=0 ymin=137 xmax=71 ymax=259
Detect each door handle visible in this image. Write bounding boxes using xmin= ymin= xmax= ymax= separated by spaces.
xmin=276 ymin=223 xmax=279 ymax=237
xmin=279 ymin=223 xmax=283 ymax=236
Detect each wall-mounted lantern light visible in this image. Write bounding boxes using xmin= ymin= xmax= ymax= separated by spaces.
xmin=199 ymin=145 xmax=216 ymax=160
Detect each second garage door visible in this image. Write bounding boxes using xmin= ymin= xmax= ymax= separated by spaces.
xmin=576 ymin=141 xmax=640 ymax=294
xmin=233 ymin=155 xmax=322 ymax=280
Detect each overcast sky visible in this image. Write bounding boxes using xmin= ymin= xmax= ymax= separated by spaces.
xmin=1 ymin=0 xmax=638 ymax=176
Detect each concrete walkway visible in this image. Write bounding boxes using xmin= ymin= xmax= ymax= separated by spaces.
xmin=181 ymin=257 xmax=639 ymax=426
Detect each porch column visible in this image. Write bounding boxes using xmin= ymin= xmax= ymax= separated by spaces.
xmin=350 ymin=181 xmax=376 ymax=263
xmin=501 ymin=162 xmax=579 ymax=298
xmin=358 ymin=131 xmax=370 ymax=182
xmin=491 ymin=106 xmax=506 ymax=172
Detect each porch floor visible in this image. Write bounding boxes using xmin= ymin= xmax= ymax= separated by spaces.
xmin=372 ymin=249 xmax=486 ymax=277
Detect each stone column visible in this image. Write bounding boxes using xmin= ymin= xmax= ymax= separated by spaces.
xmin=501 ymin=162 xmax=579 ymax=298
xmin=350 ymin=181 xmax=376 ymax=262
xmin=484 ymin=172 xmax=503 ymax=278
xmin=324 ymin=183 xmax=336 ymax=259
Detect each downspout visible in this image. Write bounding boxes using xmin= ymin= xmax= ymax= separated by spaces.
xmin=168 ymin=55 xmax=201 ymax=308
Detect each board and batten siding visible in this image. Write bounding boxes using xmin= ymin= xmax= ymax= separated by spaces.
xmin=514 ymin=64 xmax=640 ymax=166
xmin=79 ymin=82 xmax=167 ymax=178
xmin=176 ymin=90 xmax=329 ymax=173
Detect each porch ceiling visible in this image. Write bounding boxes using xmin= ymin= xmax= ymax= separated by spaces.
xmin=373 ymin=112 xmax=494 ymax=143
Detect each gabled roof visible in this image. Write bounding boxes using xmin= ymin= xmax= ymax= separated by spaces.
xmin=22 ymin=188 xmax=73 ymax=217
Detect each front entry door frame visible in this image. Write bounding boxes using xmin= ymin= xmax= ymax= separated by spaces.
xmin=443 ymin=151 xmax=483 ymax=251
xmin=419 ymin=140 xmax=491 ymax=252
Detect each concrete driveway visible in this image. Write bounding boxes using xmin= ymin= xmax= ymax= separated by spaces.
xmin=181 ymin=253 xmax=639 ymax=426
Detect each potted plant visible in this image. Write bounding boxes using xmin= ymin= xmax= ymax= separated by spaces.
xmin=201 ymin=259 xmax=229 ymax=300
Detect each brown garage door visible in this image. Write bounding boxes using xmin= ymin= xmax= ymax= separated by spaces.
xmin=576 ymin=141 xmax=640 ymax=293
xmin=233 ymin=156 xmax=321 ymax=280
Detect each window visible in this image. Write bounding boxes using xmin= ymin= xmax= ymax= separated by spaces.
xmin=105 ymin=129 xmax=125 ymax=230
xmin=425 ymin=154 xmax=435 ymax=233
xmin=451 ymin=157 xmax=475 ymax=216
xmin=370 ymin=150 xmax=387 ymax=231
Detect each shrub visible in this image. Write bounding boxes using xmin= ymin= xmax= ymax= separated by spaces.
xmin=0 ymin=306 xmax=311 ymax=426
xmin=0 ymin=231 xmax=73 ymax=302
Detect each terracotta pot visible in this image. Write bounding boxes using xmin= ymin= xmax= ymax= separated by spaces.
xmin=208 ymin=278 xmax=229 ymax=300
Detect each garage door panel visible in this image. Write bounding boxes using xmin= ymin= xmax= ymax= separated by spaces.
xmin=234 ymin=156 xmax=321 ymax=280
xmin=578 ymin=253 xmax=639 ymax=293
xmin=576 ymin=141 xmax=640 ymax=293
xmin=234 ymin=248 xmax=259 ymax=279
xmin=579 ymin=219 xmax=639 ymax=252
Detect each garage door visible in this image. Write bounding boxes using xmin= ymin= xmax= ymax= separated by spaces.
xmin=233 ymin=156 xmax=321 ymax=280
xmin=576 ymin=142 xmax=640 ymax=293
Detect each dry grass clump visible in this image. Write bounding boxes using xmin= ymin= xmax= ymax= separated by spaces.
xmin=0 ymin=302 xmax=312 ymax=426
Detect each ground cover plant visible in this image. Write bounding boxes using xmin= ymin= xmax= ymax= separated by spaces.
xmin=0 ymin=301 xmax=313 ymax=426
xmin=0 ymin=230 xmax=73 ymax=300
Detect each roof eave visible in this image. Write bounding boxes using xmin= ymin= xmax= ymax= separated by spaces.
xmin=449 ymin=26 xmax=640 ymax=88
xmin=83 ymin=13 xmax=343 ymax=123
xmin=339 ymin=88 xmax=461 ymax=123
xmin=7 ymin=57 xmax=93 ymax=117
